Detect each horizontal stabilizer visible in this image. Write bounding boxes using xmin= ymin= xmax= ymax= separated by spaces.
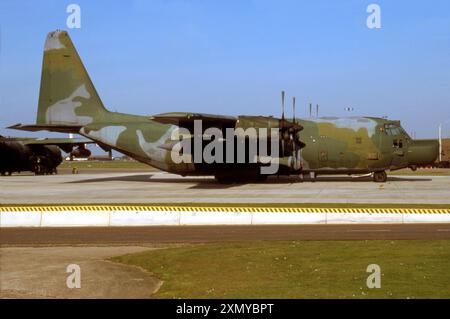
xmin=8 ymin=123 xmax=82 ymax=134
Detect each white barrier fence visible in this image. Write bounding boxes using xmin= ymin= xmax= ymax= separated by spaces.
xmin=1 ymin=206 xmax=449 ymax=227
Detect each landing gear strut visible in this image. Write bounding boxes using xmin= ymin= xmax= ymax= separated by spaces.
xmin=373 ymin=171 xmax=387 ymax=183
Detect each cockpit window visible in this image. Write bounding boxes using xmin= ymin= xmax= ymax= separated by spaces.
xmin=384 ymin=124 xmax=403 ymax=136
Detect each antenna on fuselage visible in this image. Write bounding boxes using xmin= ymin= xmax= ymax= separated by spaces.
xmin=281 ymin=90 xmax=285 ymax=121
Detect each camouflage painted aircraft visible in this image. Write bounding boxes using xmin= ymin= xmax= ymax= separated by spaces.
xmin=0 ymin=135 xmax=92 ymax=175
xmin=10 ymin=30 xmax=439 ymax=182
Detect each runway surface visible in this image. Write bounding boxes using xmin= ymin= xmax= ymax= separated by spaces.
xmin=2 ymin=224 xmax=450 ymax=245
xmin=1 ymin=171 xmax=450 ymax=204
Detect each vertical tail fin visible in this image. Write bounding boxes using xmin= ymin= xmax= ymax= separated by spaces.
xmin=37 ymin=30 xmax=108 ymax=126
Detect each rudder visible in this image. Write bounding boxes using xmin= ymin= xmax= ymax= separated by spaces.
xmin=37 ymin=30 xmax=108 ymax=126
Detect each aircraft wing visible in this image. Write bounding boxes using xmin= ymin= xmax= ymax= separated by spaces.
xmin=150 ymin=112 xmax=237 ymax=129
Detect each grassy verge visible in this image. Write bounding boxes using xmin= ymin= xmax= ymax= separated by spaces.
xmin=111 ymin=240 xmax=450 ymax=299
xmin=59 ymin=160 xmax=150 ymax=169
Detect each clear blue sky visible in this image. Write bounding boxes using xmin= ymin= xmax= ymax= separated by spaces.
xmin=1 ymin=0 xmax=449 ymax=140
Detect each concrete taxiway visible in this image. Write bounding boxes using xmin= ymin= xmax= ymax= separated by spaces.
xmin=0 ymin=246 xmax=163 ymax=298
xmin=1 ymin=172 xmax=450 ymax=204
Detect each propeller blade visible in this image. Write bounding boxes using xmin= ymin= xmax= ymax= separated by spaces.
xmin=293 ymin=97 xmax=296 ymax=124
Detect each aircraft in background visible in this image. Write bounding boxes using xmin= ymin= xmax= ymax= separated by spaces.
xmin=0 ymin=135 xmax=92 ymax=175
xmin=9 ymin=30 xmax=439 ymax=182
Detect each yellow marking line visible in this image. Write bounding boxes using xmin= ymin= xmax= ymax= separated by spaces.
xmin=0 ymin=206 xmax=449 ymax=214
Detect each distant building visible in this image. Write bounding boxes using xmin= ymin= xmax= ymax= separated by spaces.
xmin=117 ymin=155 xmax=137 ymax=161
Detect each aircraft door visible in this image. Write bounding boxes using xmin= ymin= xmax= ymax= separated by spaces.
xmin=384 ymin=124 xmax=407 ymax=169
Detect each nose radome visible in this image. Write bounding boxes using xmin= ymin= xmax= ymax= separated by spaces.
xmin=408 ymin=139 xmax=439 ymax=166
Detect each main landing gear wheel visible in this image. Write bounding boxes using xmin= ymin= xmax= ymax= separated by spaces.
xmin=373 ymin=171 xmax=387 ymax=183
xmin=34 ymin=164 xmax=46 ymax=175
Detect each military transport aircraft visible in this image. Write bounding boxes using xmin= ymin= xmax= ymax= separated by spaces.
xmin=0 ymin=135 xmax=92 ymax=175
xmin=9 ymin=30 xmax=439 ymax=182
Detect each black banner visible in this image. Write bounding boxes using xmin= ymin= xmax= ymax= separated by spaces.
xmin=1 ymin=299 xmax=446 ymax=318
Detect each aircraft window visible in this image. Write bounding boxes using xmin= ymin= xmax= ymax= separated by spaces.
xmin=391 ymin=127 xmax=401 ymax=135
xmin=384 ymin=124 xmax=401 ymax=136
xmin=384 ymin=124 xmax=392 ymax=135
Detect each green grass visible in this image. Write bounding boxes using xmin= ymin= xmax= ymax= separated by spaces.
xmin=111 ymin=240 xmax=450 ymax=299
xmin=59 ymin=160 xmax=150 ymax=169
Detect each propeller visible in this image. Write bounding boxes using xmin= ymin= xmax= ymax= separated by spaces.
xmin=292 ymin=97 xmax=296 ymax=125
xmin=278 ymin=91 xmax=305 ymax=170
xmin=290 ymin=97 xmax=304 ymax=170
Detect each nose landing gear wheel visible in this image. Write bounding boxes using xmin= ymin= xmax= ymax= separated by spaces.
xmin=373 ymin=171 xmax=387 ymax=183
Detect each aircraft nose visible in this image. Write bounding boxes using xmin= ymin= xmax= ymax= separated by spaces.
xmin=407 ymin=139 xmax=439 ymax=167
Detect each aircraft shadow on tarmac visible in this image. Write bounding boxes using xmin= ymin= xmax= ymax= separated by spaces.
xmin=66 ymin=174 xmax=432 ymax=189
xmin=67 ymin=174 xmax=238 ymax=189
xmin=190 ymin=176 xmax=432 ymax=188
xmin=68 ymin=174 xmax=157 ymax=183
